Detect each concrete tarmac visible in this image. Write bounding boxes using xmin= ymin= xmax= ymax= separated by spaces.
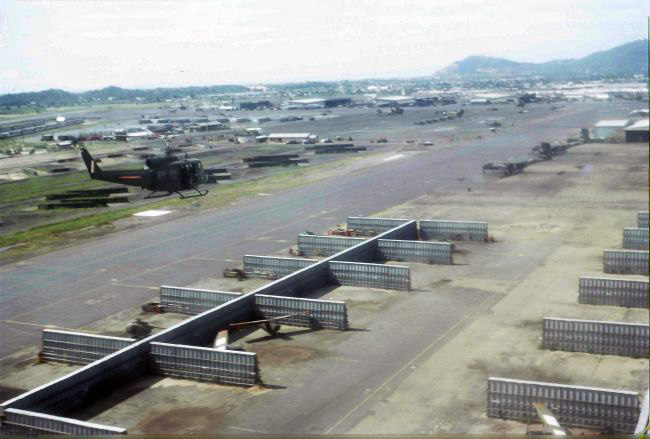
xmin=0 ymin=101 xmax=645 ymax=435
xmin=0 ymin=101 xmax=637 ymax=363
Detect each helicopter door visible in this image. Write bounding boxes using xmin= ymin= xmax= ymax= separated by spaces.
xmin=155 ymin=170 xmax=174 ymax=191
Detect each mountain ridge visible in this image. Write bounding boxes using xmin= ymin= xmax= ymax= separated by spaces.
xmin=437 ymin=39 xmax=648 ymax=78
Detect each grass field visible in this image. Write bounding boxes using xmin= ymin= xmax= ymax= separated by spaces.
xmin=0 ymin=154 xmax=362 ymax=264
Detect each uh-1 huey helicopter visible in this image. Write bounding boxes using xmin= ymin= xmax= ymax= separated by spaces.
xmin=80 ymin=143 xmax=208 ymax=199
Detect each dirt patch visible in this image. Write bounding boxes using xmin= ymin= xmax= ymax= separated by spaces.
xmin=345 ymin=298 xmax=392 ymax=312
xmin=514 ymin=319 xmax=542 ymax=329
xmin=248 ymin=343 xmax=317 ymax=366
xmin=467 ymin=358 xmax=573 ymax=384
xmin=137 ymin=406 xmax=233 ymax=434
xmin=430 ymin=279 xmax=453 ymax=288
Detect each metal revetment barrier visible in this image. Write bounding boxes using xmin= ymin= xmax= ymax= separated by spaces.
xmin=0 ymin=340 xmax=151 ymax=414
xmin=41 ymin=330 xmax=134 ymax=365
xmin=149 ymin=342 xmax=259 ymax=387
xmin=603 ymin=249 xmax=649 ymax=275
xmin=419 ymin=219 xmax=488 ymax=241
xmin=623 ymin=228 xmax=649 ymax=250
xmin=578 ymin=277 xmax=648 ymax=308
xmin=542 ymin=317 xmax=648 ymax=358
xmin=487 ymin=377 xmax=640 ymax=433
xmin=328 ymin=261 xmax=411 ymax=291
xmin=635 ymin=389 xmax=650 ymax=435
xmin=297 ymin=234 xmax=365 ymax=257
xmin=377 ymin=239 xmax=452 ymax=264
xmin=639 ymin=211 xmax=649 ymax=229
xmin=0 ymin=220 xmax=418 ymax=416
xmin=254 ymin=294 xmax=348 ymax=330
xmin=346 ymin=217 xmax=411 ymax=236
xmin=329 ymin=220 xmax=419 ymax=264
xmin=243 ymin=255 xmax=317 ymax=279
xmin=160 ymin=285 xmax=242 ymax=315
xmin=1 ymin=408 xmax=126 ymax=435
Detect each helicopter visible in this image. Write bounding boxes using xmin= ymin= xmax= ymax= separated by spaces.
xmin=80 ymin=146 xmax=208 ymax=199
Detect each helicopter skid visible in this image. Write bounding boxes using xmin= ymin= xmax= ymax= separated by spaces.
xmin=176 ymin=187 xmax=209 ymax=199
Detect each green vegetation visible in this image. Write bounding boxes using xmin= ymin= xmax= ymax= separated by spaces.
xmin=0 ymin=85 xmax=250 ymax=113
xmin=0 ymin=155 xmax=359 ymax=264
xmin=0 ymin=171 xmax=108 ymax=204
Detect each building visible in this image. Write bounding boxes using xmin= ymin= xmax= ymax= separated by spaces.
xmin=624 ymin=119 xmax=649 ymax=143
xmin=287 ymin=98 xmax=326 ymax=109
xmin=593 ymin=120 xmax=631 ymax=141
xmin=190 ymin=122 xmax=227 ymax=132
xmin=240 ymin=101 xmax=273 ymax=111
xmin=324 ymin=98 xmax=352 ymax=108
xmin=375 ymin=96 xmax=415 ymax=107
xmin=267 ymin=133 xmax=314 ymax=143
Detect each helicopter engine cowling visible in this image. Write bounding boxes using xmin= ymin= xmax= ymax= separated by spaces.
xmin=145 ymin=156 xmax=178 ymax=169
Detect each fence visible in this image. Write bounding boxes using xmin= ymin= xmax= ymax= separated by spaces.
xmin=639 ymin=211 xmax=648 ymax=229
xmin=623 ymin=228 xmax=649 ymax=250
xmin=297 ymin=235 xmax=365 ymax=257
xmin=542 ymin=317 xmax=648 ymax=358
xmin=346 ymin=217 xmax=411 ymax=236
xmin=149 ymin=342 xmax=259 ymax=387
xmin=328 ymin=261 xmax=410 ymax=291
xmin=578 ymin=277 xmax=648 ymax=308
xmin=487 ymin=377 xmax=640 ymax=433
xmin=243 ymin=255 xmax=317 ymax=279
xmin=41 ymin=330 xmax=134 ymax=365
xmin=419 ymin=219 xmax=488 ymax=241
xmin=160 ymin=286 xmax=242 ymax=315
xmin=377 ymin=239 xmax=452 ymax=264
xmin=603 ymin=250 xmax=648 ymax=275
xmin=255 ymin=294 xmax=348 ymax=330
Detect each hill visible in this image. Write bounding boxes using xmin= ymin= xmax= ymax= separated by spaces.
xmin=437 ymin=39 xmax=648 ymax=78
xmin=0 ymin=85 xmax=250 ymax=110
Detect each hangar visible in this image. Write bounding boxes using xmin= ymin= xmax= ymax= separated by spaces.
xmin=625 ymin=119 xmax=649 ymax=143
xmin=593 ymin=119 xmax=630 ymax=141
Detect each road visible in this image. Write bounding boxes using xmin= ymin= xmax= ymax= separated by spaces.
xmin=0 ymin=102 xmax=637 ymax=364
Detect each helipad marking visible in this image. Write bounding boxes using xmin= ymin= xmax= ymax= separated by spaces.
xmin=383 ymin=154 xmax=404 ymax=162
xmin=134 ymin=210 xmax=172 ymax=217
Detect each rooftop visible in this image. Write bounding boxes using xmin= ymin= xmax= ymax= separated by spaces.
xmin=625 ymin=118 xmax=649 ymax=131
xmin=267 ymin=133 xmax=311 ymax=138
xmin=594 ymin=119 xmax=630 ymax=128
xmin=288 ymin=98 xmax=326 ymax=105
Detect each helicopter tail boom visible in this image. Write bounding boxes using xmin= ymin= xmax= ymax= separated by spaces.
xmin=80 ymin=147 xmax=152 ymax=188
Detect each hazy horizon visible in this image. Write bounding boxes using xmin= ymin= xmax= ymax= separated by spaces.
xmin=1 ymin=0 xmax=647 ymax=94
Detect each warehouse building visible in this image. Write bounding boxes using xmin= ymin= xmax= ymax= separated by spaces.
xmin=624 ymin=119 xmax=649 ymax=143
xmin=324 ymin=98 xmax=352 ymax=108
xmin=190 ymin=122 xmax=227 ymax=132
xmin=593 ymin=120 xmax=631 ymax=141
xmin=286 ymin=98 xmax=326 ymax=110
xmin=240 ymin=100 xmax=273 ymax=111
xmin=375 ymin=96 xmax=415 ymax=107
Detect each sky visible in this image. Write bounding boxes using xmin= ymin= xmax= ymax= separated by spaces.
xmin=0 ymin=0 xmax=647 ymax=94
